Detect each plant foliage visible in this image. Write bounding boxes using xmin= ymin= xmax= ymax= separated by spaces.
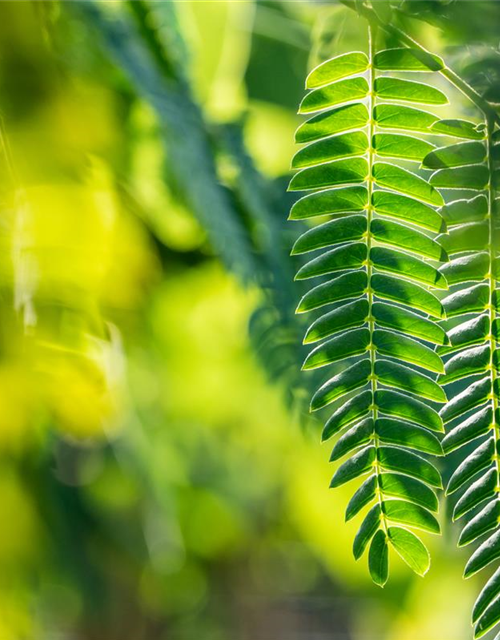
xmin=289 ymin=29 xmax=454 ymax=585
xmin=424 ymin=117 xmax=500 ymax=639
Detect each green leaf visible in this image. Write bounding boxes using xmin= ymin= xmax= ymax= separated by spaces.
xmin=374 ymin=48 xmax=444 ymax=72
xmin=440 ymin=194 xmax=488 ymax=225
xmin=373 ymin=162 xmax=444 ymax=205
xmin=322 ymin=390 xmax=372 ymax=440
xmin=292 ymin=131 xmax=369 ymax=169
xmin=291 ymin=214 xmax=367 ymax=255
xmin=304 ymin=298 xmax=369 ymax=344
xmin=353 ymin=504 xmax=381 ymax=559
xmin=431 ymin=119 xmax=486 ymax=140
xmin=296 ymin=242 xmax=367 ymax=280
xmin=430 ymin=165 xmax=489 ymax=190
xmin=330 ymin=445 xmax=376 ymax=488
xmin=375 ymin=359 xmax=446 ymax=403
xmin=473 ymin=567 xmax=500 ymax=624
xmin=442 ymin=283 xmax=490 ymax=318
xmin=371 ymin=217 xmax=447 ymax=260
xmin=296 ymin=103 xmax=370 ymax=143
xmin=446 ymin=439 xmax=494 ymax=495
xmin=440 ymin=377 xmax=490 ymax=424
xmin=440 ymin=253 xmax=489 ymax=287
xmin=296 ymin=270 xmax=368 ymax=313
xmin=371 ymin=247 xmax=446 ymax=290
xmin=372 ymin=274 xmax=445 ymax=320
xmin=379 ymin=473 xmax=439 ymax=511
xmin=299 ymin=77 xmax=369 ymax=114
xmin=475 ymin=594 xmax=500 ymax=639
xmin=289 ymin=185 xmax=368 ymax=220
xmin=422 ymin=141 xmax=486 ymax=169
xmin=378 ymin=447 xmax=442 ymax=489
xmin=306 ymin=52 xmax=369 ymax=88
xmin=373 ymin=328 xmax=444 ymax=373
xmin=303 ymin=327 xmax=370 ymax=370
xmin=373 ymin=133 xmax=434 ymax=162
xmin=438 ymin=221 xmax=489 ymax=255
xmin=311 ymin=360 xmax=371 ymax=410
xmin=372 ymin=302 xmax=449 ymax=346
xmin=369 ymin=530 xmax=389 ymax=587
xmin=383 ymin=499 xmax=441 ymax=533
xmin=376 ymin=418 xmax=443 ymax=457
xmin=375 ymin=389 xmax=444 ymax=432
xmin=460 ymin=501 xmax=500 ymax=548
xmin=372 ymin=190 xmax=445 ymax=233
xmin=374 ymin=104 xmax=437 ymax=133
xmin=442 ymin=406 xmax=492 ymax=454
xmin=439 ymin=314 xmax=489 ymax=355
xmin=439 ymin=345 xmax=490 ymax=385
xmin=465 ymin=528 xmax=500 ymax=578
xmin=330 ymin=418 xmax=374 ymax=462
xmin=345 ymin=475 xmax=377 ymax=521
xmin=289 ymin=157 xmax=369 ymax=191
xmin=453 ymin=468 xmax=496 ymax=521
xmin=388 ymin=527 xmax=431 ymax=576
xmin=375 ymin=77 xmax=448 ymax=105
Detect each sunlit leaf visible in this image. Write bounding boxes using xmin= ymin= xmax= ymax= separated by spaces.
xmin=299 ymin=77 xmax=369 ymax=113
xmin=295 ymin=242 xmax=367 ymax=280
xmin=372 ymin=302 xmax=449 ymax=345
xmin=375 ymin=77 xmax=448 ymax=105
xmin=431 ymin=118 xmax=486 ymax=140
xmin=383 ymin=499 xmax=441 ymax=532
xmin=430 ymin=165 xmax=489 ymax=190
xmin=296 ymin=103 xmax=370 ymax=143
xmin=373 ymin=162 xmax=444 ymax=205
xmin=292 ymin=131 xmax=369 ymax=168
xmin=306 ymin=52 xmax=369 ymax=88
xmin=423 ymin=141 xmax=486 ymax=169
xmin=289 ymin=186 xmax=368 ymax=220
xmin=311 ymin=360 xmax=371 ymax=410
xmin=369 ymin=530 xmax=389 ymax=587
xmin=374 ymin=133 xmax=434 ymax=162
xmin=303 ymin=327 xmax=370 ymax=370
xmin=291 ymin=214 xmax=367 ymax=254
xmin=304 ymin=298 xmax=369 ymax=344
xmin=296 ymin=270 xmax=368 ymax=313
xmin=388 ymin=527 xmax=431 ymax=576
xmin=371 ymin=217 xmax=447 ymax=260
xmin=289 ymin=157 xmax=369 ymax=191
xmin=373 ymin=190 xmax=445 ymax=233
xmin=374 ymin=104 xmax=437 ymax=133
xmin=374 ymin=48 xmax=444 ymax=72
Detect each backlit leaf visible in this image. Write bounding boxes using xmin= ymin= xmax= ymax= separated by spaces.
xmin=306 ymin=52 xmax=369 ymax=88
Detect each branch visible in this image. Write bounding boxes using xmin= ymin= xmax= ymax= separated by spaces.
xmin=340 ymin=0 xmax=500 ymax=125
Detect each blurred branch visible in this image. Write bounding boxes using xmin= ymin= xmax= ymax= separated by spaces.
xmin=76 ymin=1 xmax=257 ymax=281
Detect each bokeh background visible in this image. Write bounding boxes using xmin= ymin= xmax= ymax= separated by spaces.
xmin=1 ymin=1 xmax=500 ymax=639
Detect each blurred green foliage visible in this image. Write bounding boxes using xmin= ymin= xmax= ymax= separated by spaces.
xmin=0 ymin=1 xmax=499 ymax=639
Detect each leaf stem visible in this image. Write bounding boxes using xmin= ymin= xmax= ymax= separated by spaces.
xmin=486 ymin=118 xmax=500 ymax=493
xmin=366 ymin=22 xmax=387 ymax=534
xmin=342 ymin=0 xmax=500 ymax=125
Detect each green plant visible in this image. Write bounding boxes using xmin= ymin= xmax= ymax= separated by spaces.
xmin=421 ymin=103 xmax=500 ymax=640
xmin=289 ymin=28 xmax=453 ymax=586
xmin=289 ymin=1 xmax=500 ymax=634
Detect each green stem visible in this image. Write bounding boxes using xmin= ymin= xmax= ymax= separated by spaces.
xmin=366 ymin=23 xmax=387 ymax=533
xmin=486 ymin=118 xmax=500 ymax=491
xmin=342 ymin=0 xmax=500 ymax=125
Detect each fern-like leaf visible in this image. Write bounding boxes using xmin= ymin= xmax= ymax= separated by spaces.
xmin=423 ymin=116 xmax=500 ymax=638
xmin=289 ymin=32 xmax=450 ymax=585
